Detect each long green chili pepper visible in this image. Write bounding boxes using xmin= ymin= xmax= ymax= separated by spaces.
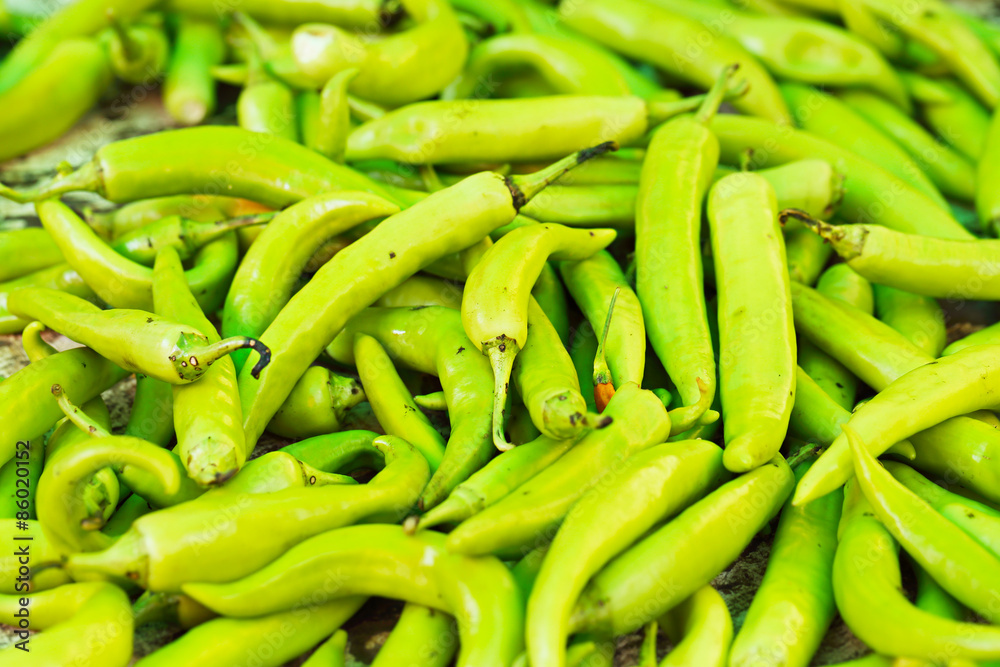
xmin=303 ymin=629 xmax=348 ymax=667
xmin=0 ymin=264 xmax=107 ymax=334
xmin=7 ymin=288 xmax=270 ymax=383
xmin=223 ymin=191 xmax=399 ymax=371
xmin=135 ymin=598 xmax=366 ymax=667
xmin=659 ymin=586 xmax=733 ymax=667
xmin=873 ymin=285 xmax=946 ymax=357
xmin=111 ymin=212 xmax=272 ymax=266
xmin=124 ymin=375 xmax=175 ymax=448
xmin=531 ymin=263 xmax=570 ymax=346
xmin=526 ymin=439 xmax=727 ymax=667
xmin=517 ymin=185 xmax=637 ymax=229
xmin=570 ymin=453 xmax=794 ymax=637
xmin=316 ymin=67 xmax=358 ymax=163
xmin=238 ymin=50 xmax=298 ymax=140
xmin=978 ymin=106 xmax=1000 ymax=231
xmin=102 ymin=17 xmax=169 ymax=85
xmin=463 ymin=223 xmax=616 ymax=450
xmin=371 ymin=603 xmax=458 ymax=667
xmin=266 ymin=366 xmax=366 ymax=439
xmin=182 ymin=525 xmax=524 ymax=667
xmin=446 ymin=382 xmax=670 ymax=557
xmin=166 ymin=0 xmax=392 ymax=27
xmin=20 ymin=320 xmax=57 ymax=362
xmin=297 ymin=89 xmax=322 ymax=151
xmin=816 ymin=263 xmax=875 ymax=313
xmin=0 ymin=582 xmax=133 ymax=667
xmin=278 ymin=430 xmax=382 ymax=473
xmin=946 ymin=321 xmax=1000 ymax=356
xmin=710 ymin=114 xmax=974 ymax=240
xmin=833 ymin=477 xmax=1000 ymax=661
xmin=326 ymin=306 xmax=493 ymax=509
xmin=376 ymin=275 xmax=463 ymax=310
xmin=785 ymin=226 xmax=833 ymax=287
xmin=728 ymin=455 xmax=841 ymax=667
xmin=84 ymin=194 xmax=264 ymax=240
xmin=904 ymin=73 xmax=992 ymax=162
xmin=709 ymin=172 xmax=795 ymax=472
xmin=715 ymin=159 xmax=844 ymax=221
xmin=163 ymin=16 xmax=225 ymax=126
xmin=0 ymin=519 xmax=71 ymax=593
xmin=0 ymin=228 xmax=63 ymax=282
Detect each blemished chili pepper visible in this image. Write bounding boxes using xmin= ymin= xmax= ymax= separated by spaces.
xmin=67 ymin=436 xmax=426 ymax=591
xmin=0 ymin=37 xmax=111 ymax=163
xmin=0 ymin=347 xmax=128 ymax=465
xmin=636 ymin=68 xmax=731 ymax=435
xmin=0 ymin=228 xmax=63 ymax=282
xmin=728 ymin=455 xmax=841 ymax=667
xmin=785 ymin=226 xmax=833 ymax=287
xmin=791 ymin=212 xmax=1000 ymax=300
xmin=709 ymin=172 xmax=795 ymax=472
xmin=903 ymin=73 xmax=992 ymax=162
xmin=710 ymin=114 xmax=975 ymax=240
xmin=781 ymin=84 xmax=946 ymax=207
xmin=569 ymin=453 xmax=794 ymax=637
xmin=526 ymin=439 xmax=726 ymax=667
xmin=796 ymin=344 xmax=1000 ymax=506
xmin=0 ymin=519 xmax=71 ymax=593
xmin=135 ymin=598 xmax=366 ymax=667
xmin=873 ymin=285 xmax=946 ymax=357
xmin=443 ymin=33 xmax=631 ymax=99
xmin=223 ymin=191 xmax=399 ymax=371
xmin=0 ymin=582 xmax=133 ymax=667
xmin=833 ymin=477 xmax=1000 ymax=661
xmin=124 ymin=375 xmax=175 ymax=448
xmin=162 ymin=16 xmax=225 ymax=126
xmin=292 ymin=0 xmax=467 ymax=107
xmin=102 ymin=17 xmax=169 ymax=85
xmin=837 ymin=89 xmax=977 ymax=202
xmin=446 ymin=382 xmax=670 ymax=557
xmin=846 ymin=424 xmax=1000 ymax=622
xmin=182 ymin=524 xmax=524 ymax=667
xmin=714 ymin=159 xmax=845 ymax=222
xmin=556 ymin=0 xmax=788 ymax=123
xmin=315 ymin=68 xmax=357 ymax=163
xmin=325 ymin=306 xmax=493 ymax=509
xmin=354 ymin=333 xmax=446 ymax=470
xmin=885 ymin=462 xmax=1000 ymax=558
xmin=658 ymin=586 xmax=732 ymax=667
xmin=345 ymin=93 xmax=717 ymax=164
xmin=371 ymin=603 xmax=458 ymax=667
xmin=7 ymin=288 xmax=270 ymax=383
xmin=463 ymin=223 xmax=616 ymax=450
xmin=111 ymin=212 xmax=272 ymax=266
xmin=266 ymin=366 xmax=366 ymax=440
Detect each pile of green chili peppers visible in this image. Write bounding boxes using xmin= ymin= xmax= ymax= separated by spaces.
xmin=4 ymin=0 xmax=1000 ymax=665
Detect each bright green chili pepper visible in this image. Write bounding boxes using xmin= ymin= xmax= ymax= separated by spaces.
xmin=846 ymin=424 xmax=1000 ymax=623
xmin=0 ymin=347 xmax=128 ymax=465
xmin=102 ymin=16 xmax=170 ymax=85
xmin=84 ymin=194 xmax=263 ymax=240
xmin=297 ymin=89 xmax=322 ymax=151
xmin=446 ymin=382 xmax=670 ymax=557
xmin=266 ymin=367 xmax=366 ymax=439
xmin=0 ymin=582 xmax=133 ymax=667
xmin=223 ymin=191 xmax=398 ymax=371
xmin=279 ymin=430 xmax=381 ymax=473
xmin=136 ymin=598 xmax=366 ymax=667
xmin=19 ymin=320 xmax=58 ymax=362
xmin=837 ymin=89 xmax=977 ymax=202
xmin=316 ymin=67 xmax=358 ymax=163
xmin=292 ymin=0 xmax=468 ymax=106
xmin=0 ymin=519 xmax=71 ymax=593
xmin=709 ymin=172 xmax=795 ymax=472
xmin=238 ymin=51 xmax=299 ymax=140
xmin=903 ymin=73 xmax=992 ymax=162
xmin=512 ymin=154 xmax=644 ymax=186
xmin=162 ymin=16 xmax=225 ymax=126
xmin=346 ymin=94 xmax=715 ymax=164
xmin=658 ymin=586 xmax=733 ymax=667
xmin=873 ymin=285 xmax=946 ymax=357
xmin=714 ymin=159 xmax=845 ymax=221
xmin=0 ymin=37 xmax=111 ymax=163
xmin=728 ymin=455 xmax=841 ymax=667
xmin=519 ymin=184 xmax=637 ymax=229
xmin=526 ymin=439 xmax=726 ymax=667
xmin=944 ymin=321 xmax=1000 ymax=356
xmin=442 ymin=33 xmax=631 ymax=99
xmin=978 ymin=107 xmax=1000 ymax=232
xmin=785 ymin=225 xmax=833 ymax=286
xmin=303 ymin=629 xmax=348 ymax=667
xmin=530 ymin=263 xmax=570 ymax=346
xmin=169 ymin=0 xmax=393 ymax=26
xmin=124 ymin=375 xmax=175 ymax=448
xmin=791 ymin=212 xmax=1000 ymax=300
xmin=636 ymin=68 xmax=732 ymax=435
xmin=816 ymin=263 xmax=875 ymax=314
xmin=182 ymin=525 xmax=524 ymax=667
xmin=463 ymin=222 xmax=616 ymax=450
xmin=710 ymin=114 xmax=974 ymax=240
xmin=570 ymin=453 xmax=794 ymax=637
xmin=375 ymin=275 xmax=463 ymax=310
xmin=0 ymin=228 xmax=63 ymax=282
xmin=371 ymin=603 xmax=458 ymax=667
xmin=781 ymin=84 xmax=946 ymax=207
xmin=7 ymin=288 xmax=270 ymax=383
xmin=110 ymin=212 xmax=271 ymax=266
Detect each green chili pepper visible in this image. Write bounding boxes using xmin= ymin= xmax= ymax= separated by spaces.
xmin=729 ymin=455 xmax=841 ymax=667
xmin=781 ymin=84 xmax=946 ymax=207
xmin=709 ymin=172 xmax=795 ymax=472
xmin=570 ymin=453 xmax=794 ymax=637
xmin=659 ymin=586 xmax=733 ymax=667
xmin=182 ymin=524 xmax=524 ymax=667
xmin=278 ymin=430 xmax=381 ymax=473
xmin=223 ymin=191 xmax=399 ymax=371
xmin=837 ymin=89 xmax=977 ymax=202
xmin=816 ymin=263 xmax=875 ymax=314
xmin=375 ymin=275 xmax=463 ymax=309
xmin=833 ymin=477 xmax=1000 ymax=661
xmin=371 ymin=603 xmax=458 ymax=667
xmin=944 ymin=321 xmax=1000 ymax=356
xmin=710 ymin=114 xmax=974 ymax=240
xmin=303 ymin=629 xmax=348 ymax=667
xmin=873 ymin=285 xmax=946 ymax=357
xmin=292 ymin=0 xmax=468 ymax=106
xmin=266 ymin=366 xmax=366 ymax=439
xmin=110 ymin=212 xmax=271 ymax=266
xmin=520 ymin=184 xmax=637 ymax=229
xmin=238 ymin=50 xmax=299 ymax=140
xmin=19 ymin=321 xmax=56 ymax=362
xmin=526 ymin=439 xmax=727 ymax=667
xmin=530 ymin=263 xmax=570 ymax=346
xmin=0 ymin=432 xmax=43 ymax=521
xmin=792 ymin=212 xmax=1000 ymax=300
xmin=7 ymin=288 xmax=269 ymax=383
xmin=102 ymin=17 xmax=170 ymax=85
xmin=0 ymin=519 xmax=71 ymax=593
xmin=904 ymin=73 xmax=992 ymax=162
xmin=132 ymin=590 xmax=216 ymax=629
xmin=84 ymin=194 xmax=260 ymax=240
xmin=163 ymin=16 xmax=225 ymax=126
xmin=715 ymin=159 xmax=845 ymax=221
xmin=124 ymin=375 xmax=175 ymax=448
xmin=167 ymin=0 xmax=392 ymax=27
xmin=135 ymin=598 xmax=366 ymax=667
xmin=316 ymin=67 xmax=358 ymax=163
xmin=0 ymin=228 xmax=63 ymax=282
xmin=463 ymin=223 xmax=616 ymax=450
xmin=513 ymin=154 xmax=645 ymax=186
xmin=297 ymin=89 xmax=322 ymax=151
xmin=0 ymin=37 xmax=111 ymax=163
xmin=0 ymin=581 xmax=133 ymax=666
xmin=785 ymin=225 xmax=833 ymax=286
xmin=446 ymin=382 xmax=670 ymax=557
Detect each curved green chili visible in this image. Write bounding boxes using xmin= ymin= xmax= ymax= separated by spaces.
xmin=659 ymin=586 xmax=733 ymax=667
xmin=316 ymin=67 xmax=358 ymax=163
xmin=266 ymin=366 xmax=366 ymax=439
xmin=371 ymin=603 xmax=458 ymax=667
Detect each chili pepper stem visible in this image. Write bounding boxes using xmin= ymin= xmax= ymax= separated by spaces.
xmin=176 ymin=336 xmax=271 ymax=381
xmin=0 ymin=162 xmax=101 ymax=203
xmin=51 ymin=384 xmax=111 ymax=438
xmin=64 ymin=530 xmax=147 ymax=586
xmin=695 ymin=63 xmax=740 ymax=125
xmin=507 ymin=142 xmax=619 ymax=207
xmin=486 ymin=338 xmax=520 ymax=452
xmin=781 ymin=209 xmax=861 ymax=260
